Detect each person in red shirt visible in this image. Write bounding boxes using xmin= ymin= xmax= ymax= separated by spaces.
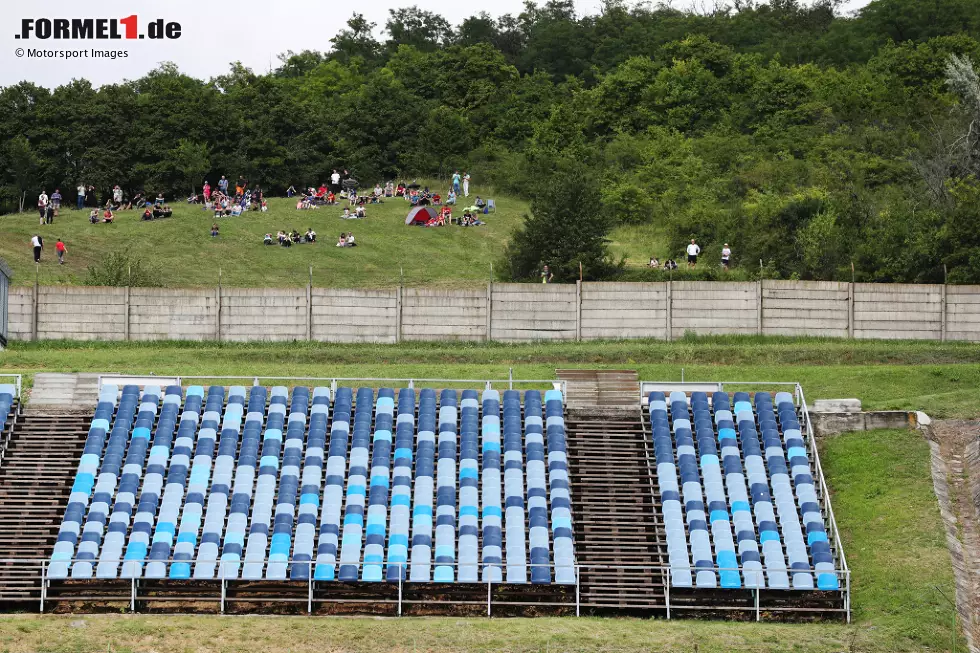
xmin=55 ymin=238 xmax=67 ymax=265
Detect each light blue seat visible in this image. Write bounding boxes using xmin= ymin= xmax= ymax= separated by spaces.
xmin=290 ymin=387 xmax=330 ymax=580
xmin=385 ymin=388 xmax=415 ymax=582
xmin=545 ymin=390 xmax=575 ymax=584
xmin=481 ymin=390 xmax=503 ymax=582
xmin=457 ymin=390 xmax=479 ymax=582
xmin=361 ymin=390 xmax=394 ymax=581
xmin=337 ymin=388 xmax=374 ymax=581
xmin=314 ymin=387 xmax=353 ymax=580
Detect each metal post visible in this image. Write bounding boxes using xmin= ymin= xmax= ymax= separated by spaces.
xmin=130 ymin=577 xmax=136 ymax=612
xmin=845 ymin=570 xmax=851 ymax=624
xmin=487 ymin=576 xmax=492 ymax=617
xmin=40 ymin=560 xmax=46 ymax=613
xmin=575 ymin=564 xmax=580 ymax=617
xmin=665 ymin=568 xmax=670 ymax=620
xmin=398 ymin=566 xmax=403 ymax=616
xmin=308 ymin=562 xmax=313 ymax=614
xmin=755 ymin=587 xmax=760 ymax=622
xmin=221 ymin=577 xmax=226 ymax=614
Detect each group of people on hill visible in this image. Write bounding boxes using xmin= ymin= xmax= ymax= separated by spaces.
xmin=263 ymin=228 xmax=319 ymax=246
xmin=647 ymin=240 xmax=733 ymax=270
xmin=202 ymin=177 xmax=267 ymax=216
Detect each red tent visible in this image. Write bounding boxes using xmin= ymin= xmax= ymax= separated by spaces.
xmin=405 ymin=206 xmax=437 ymax=225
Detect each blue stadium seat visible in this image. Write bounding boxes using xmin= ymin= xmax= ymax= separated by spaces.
xmin=546 ymin=390 xmax=575 ymax=584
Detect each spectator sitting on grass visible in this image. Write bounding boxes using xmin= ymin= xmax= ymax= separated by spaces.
xmin=142 ymin=207 xmax=153 ymax=221
xmin=342 ymin=207 xmax=353 ymax=219
xmin=305 ymin=228 xmax=316 ymax=243
xmin=211 ymin=223 xmax=219 ymax=238
xmin=355 ymin=205 xmax=366 ymax=218
xmin=264 ymin=233 xmax=274 ymax=245
xmin=346 ymin=232 xmax=356 ymax=247
xmin=231 ymin=203 xmax=243 ymax=217
xmin=291 ymin=230 xmax=301 ymax=244
xmin=663 ymin=259 xmax=678 ymax=271
xmin=336 ymin=232 xmax=348 ymax=247
xmin=103 ymin=208 xmax=114 ymax=224
xmin=154 ymin=192 xmax=165 ymax=206
xmin=475 ymin=196 xmax=485 ymax=208
xmin=89 ymin=209 xmax=99 ymax=224
xmin=277 ymin=230 xmax=286 ymax=245
xmin=647 ymin=257 xmax=660 ymax=268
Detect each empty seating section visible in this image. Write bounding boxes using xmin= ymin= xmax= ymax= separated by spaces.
xmin=49 ymin=383 xmax=125 ymax=578
xmin=313 ymin=388 xmax=352 ymax=580
xmin=458 ymin=390 xmax=478 ymax=582
xmin=385 ymin=388 xmax=415 ymax=581
xmin=648 ymin=389 xmax=838 ymax=592
xmin=409 ymin=389 xmax=438 ymax=582
xmin=122 ymin=387 xmax=203 ymax=578
xmin=50 ymin=384 xmax=576 ymax=585
xmin=502 ymin=391 xmax=527 ymax=583
xmin=290 ymin=387 xmax=329 ymax=580
xmin=241 ymin=386 xmax=289 ymax=579
xmin=481 ymin=390 xmax=503 ymax=582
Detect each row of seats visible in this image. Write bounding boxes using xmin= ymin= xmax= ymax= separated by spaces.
xmin=51 ymin=386 xmax=576 ymax=584
xmin=0 ymin=383 xmax=16 ymax=432
xmin=649 ymin=390 xmax=839 ymax=591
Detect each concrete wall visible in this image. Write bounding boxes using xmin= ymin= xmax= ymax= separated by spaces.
xmin=490 ymin=284 xmax=577 ymax=341
xmin=312 ymin=288 xmax=397 ymax=343
xmin=945 ymin=285 xmax=980 ymax=342
xmin=762 ymin=280 xmax=849 ymax=338
xmin=402 ymin=288 xmax=487 ymax=341
xmin=581 ymin=282 xmax=666 ymax=340
xmin=853 ymin=283 xmax=943 ymax=340
xmin=6 ymin=281 xmax=980 ymax=343
xmin=672 ymin=281 xmax=759 ymax=336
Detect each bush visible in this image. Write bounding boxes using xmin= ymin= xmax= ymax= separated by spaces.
xmin=85 ymin=250 xmax=159 ymax=287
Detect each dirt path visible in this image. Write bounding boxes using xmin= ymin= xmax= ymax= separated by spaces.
xmin=927 ymin=419 xmax=980 ymax=653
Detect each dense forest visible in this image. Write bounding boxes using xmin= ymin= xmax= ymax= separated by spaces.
xmin=2 ymin=0 xmax=980 ymax=283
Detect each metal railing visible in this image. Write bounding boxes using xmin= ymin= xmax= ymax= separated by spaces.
xmin=4 ymin=557 xmax=849 ymax=619
xmin=97 ymin=374 xmax=565 ymax=396
xmin=0 ymin=374 xmax=23 ymax=401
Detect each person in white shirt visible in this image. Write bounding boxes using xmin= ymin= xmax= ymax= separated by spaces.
xmin=31 ymin=234 xmax=43 ymax=262
xmin=462 ymin=172 xmax=471 ymax=197
xmin=330 ymin=169 xmax=341 ymax=192
xmin=77 ymin=183 xmax=86 ymax=210
xmin=686 ymin=239 xmax=701 ymax=268
xmin=721 ymin=243 xmax=732 ymax=270
xmin=37 ymin=191 xmax=49 ymax=223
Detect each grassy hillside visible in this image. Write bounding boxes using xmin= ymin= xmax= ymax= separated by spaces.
xmin=0 ymin=192 xmax=527 ymax=288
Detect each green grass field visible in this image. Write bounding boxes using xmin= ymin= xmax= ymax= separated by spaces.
xmin=0 ymin=191 xmax=677 ymax=288
xmin=0 ymin=337 xmax=973 ymax=651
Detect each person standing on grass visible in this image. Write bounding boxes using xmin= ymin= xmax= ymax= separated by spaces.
xmin=721 ymin=243 xmax=732 ymax=270
xmin=219 ymin=176 xmax=229 ymax=196
xmin=31 ymin=234 xmax=42 ymax=263
xmin=451 ymin=170 xmax=461 ymax=195
xmin=463 ymin=172 xmax=471 ymax=197
xmin=50 ymin=189 xmax=62 ymax=216
xmin=77 ymin=182 xmax=86 ymax=210
xmin=541 ymin=265 xmax=554 ymax=284
xmin=686 ymin=239 xmax=700 ymax=268
xmin=55 ymin=238 xmax=67 ymax=265
xmin=37 ymin=189 xmax=48 ymax=223
xmin=203 ymin=180 xmax=211 ymax=204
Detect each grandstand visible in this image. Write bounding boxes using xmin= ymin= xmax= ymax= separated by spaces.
xmin=0 ymin=373 xmax=848 ymax=620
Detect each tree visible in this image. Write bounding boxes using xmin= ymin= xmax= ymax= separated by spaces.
xmin=5 ymin=135 xmax=39 ymax=212
xmin=330 ymin=14 xmax=381 ymax=65
xmin=384 ymin=7 xmax=452 ymax=53
xmin=502 ymin=157 xmax=616 ymax=282
xmin=171 ymin=139 xmax=211 ymax=195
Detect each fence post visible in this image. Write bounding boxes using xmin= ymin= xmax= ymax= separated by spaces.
xmin=575 ymin=564 xmax=580 ymax=617
xmin=847 ymin=282 xmax=854 ymax=339
xmin=665 ymin=281 xmax=673 ymax=342
xmin=221 ymin=577 xmax=226 ymax=614
xmin=215 ymin=284 xmax=222 ymax=342
xmin=755 ymin=587 xmax=760 ymax=622
xmin=757 ymin=279 xmax=763 ymax=335
xmin=124 ymin=284 xmax=131 ymax=342
xmin=940 ymin=284 xmax=947 ymax=342
xmin=398 ymin=566 xmax=403 ymax=616
xmin=395 ymin=285 xmax=403 ymax=344
xmin=40 ymin=560 xmax=46 ymax=613
xmin=308 ymin=561 xmax=313 ymax=614
xmin=130 ymin=577 xmax=136 ymax=612
xmin=31 ymin=273 xmax=38 ymax=342
xmin=485 ymin=282 xmax=493 ymax=342
xmin=307 ymin=266 xmax=313 ymax=342
xmin=575 ymin=280 xmax=582 ymax=342
xmin=665 ymin=567 xmax=670 ymax=620
xmin=487 ymin=577 xmax=492 ymax=617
